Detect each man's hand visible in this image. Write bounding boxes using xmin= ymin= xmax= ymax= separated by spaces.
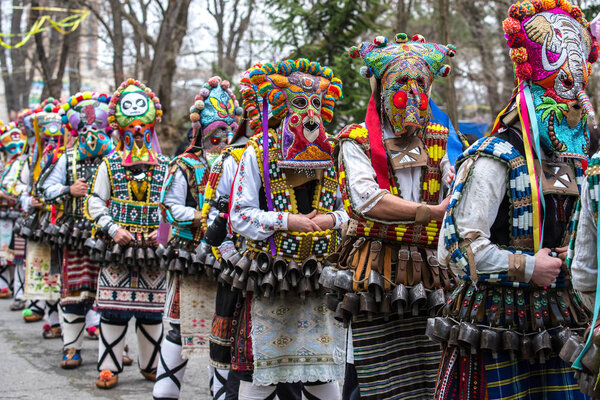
xmin=287 ymin=210 xmax=321 ymax=233
xmin=531 ymin=248 xmax=562 ymax=287
xmin=69 ymin=178 xmax=89 ymax=197
xmin=446 ymin=166 xmax=455 ymax=186
xmin=309 ymin=213 xmax=335 ymax=231
xmin=431 ymin=196 xmax=451 ymax=221
xmin=146 ymin=230 xmax=158 ymax=246
xmin=31 ymin=197 xmax=42 ymax=208
xmin=113 ymin=228 xmax=134 ymax=246
xmin=555 ymin=245 xmax=568 ymax=267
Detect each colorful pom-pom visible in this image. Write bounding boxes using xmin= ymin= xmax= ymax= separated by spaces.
xmin=502 ymin=18 xmax=521 ymax=35
xmin=589 ymin=41 xmax=599 ymax=63
xmin=234 ymin=106 xmax=243 ymax=116
xmin=569 ymin=6 xmax=582 ymax=20
xmin=507 ymin=32 xmax=526 ymax=48
xmin=438 ymin=65 xmax=451 ymax=77
xmin=556 ymin=0 xmax=571 ymax=12
xmin=510 ymin=47 xmax=528 ymax=64
xmin=221 ymin=80 xmax=230 ymax=89
xmin=348 ymin=46 xmax=361 ymax=59
xmin=199 ymin=88 xmax=210 ymax=98
xmin=373 ymin=36 xmax=388 ymax=47
xmin=515 ymin=62 xmax=533 ymax=81
xmin=412 ymin=34 xmax=426 ymax=43
xmin=207 ymin=76 xmax=221 ymax=87
xmin=395 ymin=33 xmax=408 ymax=43
xmin=541 ymin=0 xmax=556 ymax=10
xmin=509 ymin=3 xmax=523 ymax=19
xmin=360 ymin=66 xmax=373 ymax=78
xmin=194 ymin=100 xmax=204 ymax=110
xmin=99 ymin=370 xmax=114 ymax=381
xmin=22 ymin=308 xmax=33 ymax=317
xmin=446 ymin=45 xmax=456 ymax=57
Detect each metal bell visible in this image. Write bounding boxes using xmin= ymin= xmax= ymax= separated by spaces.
xmin=0 ymin=210 xmax=7 ymax=219
xmin=232 ymin=272 xmax=246 ymax=291
xmin=171 ymin=257 xmax=184 ymax=273
xmin=248 ymin=259 xmax=260 ymax=280
xmin=110 ymin=243 xmax=123 ymax=263
xmin=457 ymin=322 xmax=480 ymax=353
xmin=155 ymin=243 xmax=166 ymax=259
xmin=552 ymin=326 xmax=572 ymax=353
xmin=582 ymin=344 xmax=600 ymax=375
xmin=480 ymin=329 xmax=501 ymax=359
xmin=359 ymin=292 xmax=377 ymax=317
xmin=260 ymin=271 xmax=276 ymax=298
xmin=333 ymin=270 xmax=354 ymax=293
xmin=427 ymin=288 xmax=446 ymax=315
xmin=145 ymin=247 xmax=157 ymax=269
xmin=391 ymin=284 xmax=409 ymax=317
xmin=187 ymin=254 xmax=199 ymax=275
xmin=367 ymin=270 xmax=384 ymax=303
xmin=302 ymin=256 xmax=318 ymax=278
xmin=245 ymin=276 xmax=259 ymax=294
xmin=520 ymin=335 xmax=534 ymax=363
xmin=235 ymin=256 xmax=252 ymax=282
xmin=84 ymin=237 xmax=97 ymax=252
xmin=273 ymin=256 xmax=287 ymax=281
xmin=278 ymin=277 xmax=291 ymax=299
xmin=58 ymin=223 xmax=71 ymax=240
xmin=136 ymin=247 xmax=146 ymax=268
xmin=319 ymin=266 xmax=337 ymax=290
xmin=326 ymin=293 xmax=341 ymax=312
xmin=297 ymin=276 xmax=312 ymax=301
xmin=93 ymin=238 xmax=106 ymax=260
xmin=532 ymin=330 xmax=552 ymax=364
xmin=196 ymin=242 xmax=211 ymax=264
xmin=425 ymin=318 xmax=436 ymax=342
xmin=341 ymin=292 xmax=360 ymax=316
xmin=448 ymin=324 xmax=460 ymax=347
xmin=226 ymin=252 xmax=242 ymax=271
xmin=379 ymin=293 xmax=392 ymax=315
xmin=204 ymin=253 xmax=217 ymax=269
xmin=334 ymin=302 xmax=346 ymax=325
xmin=559 ymin=334 xmax=584 ymax=364
xmin=20 ymin=225 xmax=32 ymax=239
xmin=257 ymin=252 xmax=271 ymax=274
xmin=286 ymin=260 xmax=301 ymax=288
xmin=124 ymin=247 xmax=135 ymax=267
xmin=431 ymin=317 xmax=453 ymax=343
xmin=409 ymin=282 xmax=427 ymax=316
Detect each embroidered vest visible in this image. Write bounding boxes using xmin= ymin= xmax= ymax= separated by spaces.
xmin=65 ymin=148 xmax=103 ymax=219
xmin=245 ymin=130 xmax=339 ymax=261
xmin=445 ymin=135 xmax=583 ymax=287
xmin=337 ymin=122 xmax=448 ymax=247
xmin=159 ymin=151 xmax=209 ymax=243
xmin=102 ymin=151 xmax=168 ymax=232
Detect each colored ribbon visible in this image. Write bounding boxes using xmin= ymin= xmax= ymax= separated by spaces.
xmin=365 ymin=95 xmax=391 ymax=191
xmin=261 ymin=97 xmax=277 ymax=256
xmin=517 ymin=82 xmax=545 ymax=252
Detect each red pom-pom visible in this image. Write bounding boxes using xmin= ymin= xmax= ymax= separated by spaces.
xmin=348 ymin=46 xmax=361 ymax=59
xmin=502 ymin=18 xmax=521 ymax=35
xmin=570 ymin=6 xmax=582 ymax=20
xmin=508 ymin=4 xmax=522 ymax=19
xmin=516 ymin=62 xmax=533 ymax=81
xmin=507 ymin=32 xmax=526 ymax=48
xmin=412 ymin=34 xmax=426 ymax=43
xmin=530 ymin=0 xmax=544 ymax=12
xmin=589 ymin=41 xmax=599 ymax=63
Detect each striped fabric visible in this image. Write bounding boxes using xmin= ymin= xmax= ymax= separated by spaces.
xmin=435 ymin=346 xmax=587 ymax=400
xmin=61 ymin=249 xmax=99 ymax=303
xmin=352 ymin=315 xmax=441 ymax=400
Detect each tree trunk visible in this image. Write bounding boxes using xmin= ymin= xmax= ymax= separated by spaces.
xmin=438 ymin=0 xmax=459 ymax=130
xmin=109 ymin=0 xmax=125 ymax=88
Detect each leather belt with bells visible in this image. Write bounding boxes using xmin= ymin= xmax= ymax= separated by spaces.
xmin=516 ymin=289 xmax=527 ymax=331
xmin=504 ymin=288 xmax=515 ymax=327
xmin=459 ymin=284 xmax=476 ymax=321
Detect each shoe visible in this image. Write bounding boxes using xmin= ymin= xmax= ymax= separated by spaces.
xmin=140 ymin=368 xmax=157 ymax=382
xmin=9 ymin=299 xmax=25 ymax=311
xmin=86 ymin=326 xmax=99 ymax=340
xmin=22 ymin=308 xmax=43 ymax=323
xmin=122 ymin=345 xmax=133 ymax=366
xmin=42 ymin=324 xmax=62 ymax=339
xmin=96 ymin=370 xmax=118 ymax=389
xmin=60 ymin=348 xmax=82 ymax=369
xmin=0 ymin=288 xmax=11 ymax=299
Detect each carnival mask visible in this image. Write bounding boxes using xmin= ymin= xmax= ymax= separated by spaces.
xmin=503 ymin=1 xmax=599 ymax=158
xmin=62 ymin=95 xmax=114 ymax=160
xmin=189 ymin=77 xmax=241 ymax=167
xmin=250 ymin=60 xmax=343 ymax=170
xmin=381 ymin=57 xmax=432 ymax=137
xmin=108 ymin=80 xmax=162 ymax=166
xmin=37 ymin=113 xmax=63 ymax=142
xmin=1 ymin=123 xmax=27 ymax=157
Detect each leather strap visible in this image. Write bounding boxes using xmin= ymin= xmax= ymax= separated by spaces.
xmin=415 ymin=204 xmax=431 ymax=225
xmin=409 ymin=246 xmax=423 ymax=286
xmin=396 ymin=246 xmax=410 ymax=285
xmin=508 ymin=253 xmax=527 ymax=283
xmin=470 ymin=288 xmax=486 ymax=323
xmin=548 ymin=292 xmax=565 ymax=326
xmin=352 ymin=240 xmax=371 ymax=292
xmin=556 ymin=290 xmax=572 ymax=326
xmin=531 ymin=290 xmax=546 ymax=331
xmin=487 ymin=287 xmax=502 ymax=326
xmin=424 ymin=249 xmax=441 ymax=289
xmin=516 ymin=289 xmax=527 ymax=331
xmin=459 ymin=284 xmax=476 ymax=321
xmin=370 ymin=240 xmax=383 ymax=274
xmin=504 ymin=288 xmax=515 ymax=328
xmin=383 ymin=245 xmax=392 ymax=291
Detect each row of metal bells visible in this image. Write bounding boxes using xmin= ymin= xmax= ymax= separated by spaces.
xmin=427 ymin=316 xmax=575 ymax=362
xmin=218 ymin=252 xmax=323 ymax=299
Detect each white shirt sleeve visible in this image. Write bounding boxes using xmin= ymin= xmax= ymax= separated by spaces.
xmin=437 ymin=156 xmax=535 ymax=280
xmin=86 ymin=161 xmax=119 ymax=237
xmin=39 ymin=154 xmax=69 ymax=202
xmin=162 ymin=168 xmax=196 ymax=223
xmin=13 ymin=160 xmax=29 ymax=195
xmin=207 ymin=153 xmax=237 ymax=228
xmin=338 ymin=140 xmax=389 ymax=214
xmin=229 ymin=146 xmax=288 ymax=241
xmin=571 ymin=178 xmax=597 ymax=309
xmin=2 ymin=161 xmax=19 ymax=194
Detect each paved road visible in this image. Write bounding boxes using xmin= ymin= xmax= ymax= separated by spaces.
xmin=0 ymin=299 xmax=212 ymax=400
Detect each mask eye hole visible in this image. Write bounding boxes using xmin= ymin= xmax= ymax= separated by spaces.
xmin=291 ymin=96 xmax=308 ymax=109
xmin=417 ymin=77 xmax=426 ymax=89
xmin=123 ymin=100 xmax=132 ymax=110
xmin=399 ymin=76 xmax=409 ymax=85
xmin=311 ymin=97 xmax=321 ymax=109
